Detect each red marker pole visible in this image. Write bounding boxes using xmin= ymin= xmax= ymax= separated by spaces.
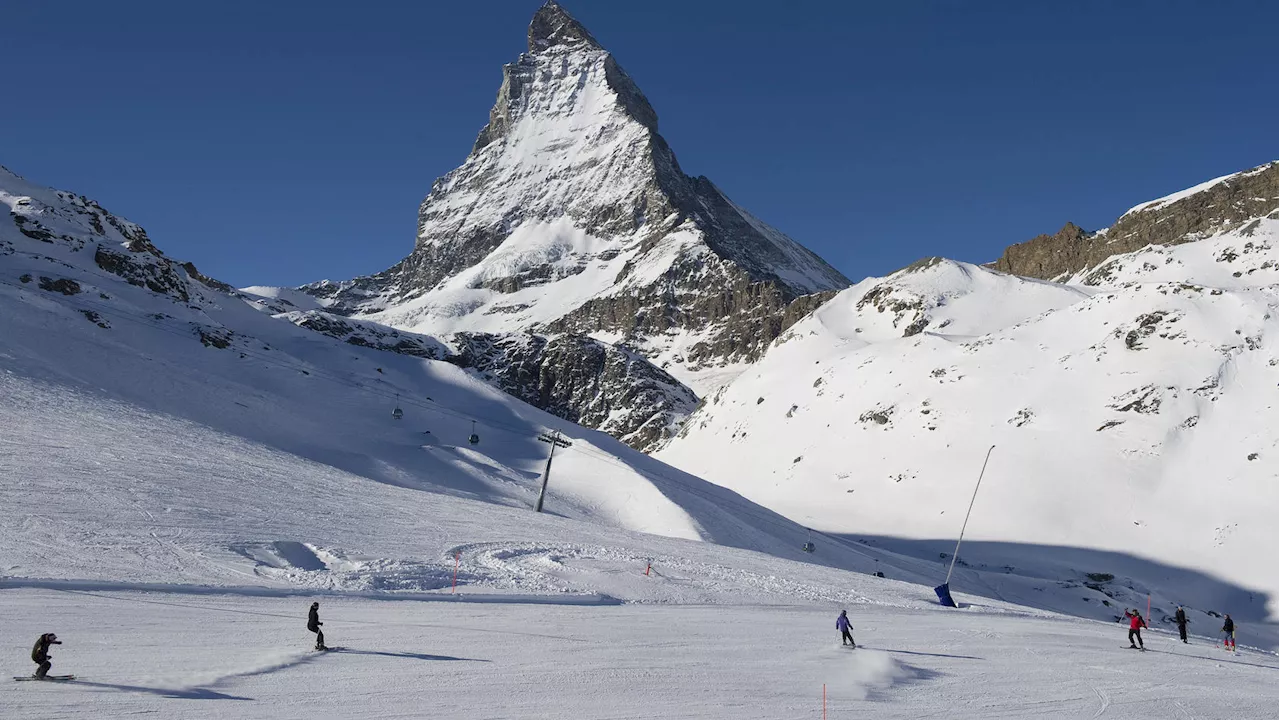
xmin=1146 ymin=594 xmax=1151 ymax=626
xmin=452 ymin=553 xmax=460 ymax=593
xmin=823 ymin=683 xmax=827 ymax=720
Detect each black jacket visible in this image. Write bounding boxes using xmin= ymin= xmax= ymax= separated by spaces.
xmin=307 ymin=606 xmax=322 ymax=632
xmin=1175 ymin=609 xmax=1187 ymax=626
xmin=1222 ymin=617 xmax=1234 ymax=633
xmin=32 ymin=634 xmax=60 ymax=663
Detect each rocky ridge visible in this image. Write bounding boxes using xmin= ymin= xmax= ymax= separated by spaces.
xmin=993 ymin=162 xmax=1278 ymax=281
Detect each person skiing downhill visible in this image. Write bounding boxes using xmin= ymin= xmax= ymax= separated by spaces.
xmin=1221 ymin=614 xmax=1235 ymax=651
xmin=1174 ymin=606 xmax=1189 ymax=643
xmin=1123 ymin=609 xmax=1146 ymax=650
xmin=30 ymin=633 xmax=61 ymax=679
xmin=307 ymin=602 xmax=327 ymax=651
xmin=836 ymin=610 xmax=856 ymax=648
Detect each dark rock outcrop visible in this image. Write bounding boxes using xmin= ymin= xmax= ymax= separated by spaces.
xmin=992 ymin=162 xmax=1278 ymax=281
xmin=287 ymin=311 xmax=448 ymax=359
xmin=448 ymin=331 xmax=699 ymax=451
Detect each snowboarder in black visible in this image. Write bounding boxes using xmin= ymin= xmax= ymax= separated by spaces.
xmin=1174 ymin=606 xmax=1189 ymax=643
xmin=307 ymin=602 xmax=327 ymax=650
xmin=1221 ymin=614 xmax=1235 ymax=651
xmin=31 ymin=633 xmax=61 ymax=679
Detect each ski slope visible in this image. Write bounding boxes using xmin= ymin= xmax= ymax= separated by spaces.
xmin=3 ymin=589 xmax=1275 ymax=720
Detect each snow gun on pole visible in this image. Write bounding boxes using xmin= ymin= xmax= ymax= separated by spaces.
xmin=935 ymin=444 xmax=995 ymax=608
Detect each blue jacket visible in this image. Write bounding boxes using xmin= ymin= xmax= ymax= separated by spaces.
xmin=836 ymin=615 xmax=850 ymax=631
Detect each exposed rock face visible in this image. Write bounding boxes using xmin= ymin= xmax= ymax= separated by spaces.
xmin=993 ymin=162 xmax=1278 ymax=281
xmin=286 ymin=311 xmax=449 ymax=359
xmin=447 ymin=331 xmax=699 ymax=451
xmin=271 ymin=306 xmax=697 ymax=451
xmin=990 ymin=223 xmax=1093 ymax=281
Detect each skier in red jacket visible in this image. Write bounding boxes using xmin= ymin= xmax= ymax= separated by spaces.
xmin=1123 ymin=609 xmax=1146 ymax=650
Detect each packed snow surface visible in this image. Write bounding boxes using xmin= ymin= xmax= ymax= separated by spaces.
xmin=4 ymin=591 xmax=1275 ymax=719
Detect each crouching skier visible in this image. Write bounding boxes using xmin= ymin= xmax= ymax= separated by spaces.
xmin=837 ymin=610 xmax=856 ymax=648
xmin=308 ymin=602 xmax=328 ymax=651
xmin=31 ymin=633 xmax=61 ymax=679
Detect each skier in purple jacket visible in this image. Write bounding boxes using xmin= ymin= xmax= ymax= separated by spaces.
xmin=837 ymin=610 xmax=856 ymax=647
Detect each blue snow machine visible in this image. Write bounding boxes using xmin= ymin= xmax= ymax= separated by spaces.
xmin=934 ymin=582 xmax=957 ymax=607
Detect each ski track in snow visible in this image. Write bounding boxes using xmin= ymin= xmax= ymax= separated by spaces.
xmin=3 ymin=590 xmax=1274 ymax=719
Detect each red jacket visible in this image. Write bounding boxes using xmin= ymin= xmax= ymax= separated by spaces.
xmin=1128 ymin=614 xmax=1146 ymax=630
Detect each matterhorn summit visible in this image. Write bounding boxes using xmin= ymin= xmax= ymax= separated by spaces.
xmin=295 ymin=2 xmax=850 ymax=401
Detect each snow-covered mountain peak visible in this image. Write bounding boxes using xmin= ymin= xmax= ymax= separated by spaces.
xmin=280 ymin=2 xmax=850 ymax=436
xmin=393 ymin=0 xmax=850 ymax=309
xmin=527 ymin=0 xmax=602 ymax=54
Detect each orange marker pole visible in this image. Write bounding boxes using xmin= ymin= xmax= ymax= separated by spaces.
xmin=1146 ymin=594 xmax=1151 ymax=626
xmin=823 ymin=683 xmax=827 ymax=720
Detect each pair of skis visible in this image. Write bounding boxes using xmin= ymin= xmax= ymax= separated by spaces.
xmin=14 ymin=675 xmax=75 ymax=682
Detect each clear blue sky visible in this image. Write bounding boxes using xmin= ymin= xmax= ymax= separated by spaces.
xmin=2 ymin=1 xmax=1275 ymax=287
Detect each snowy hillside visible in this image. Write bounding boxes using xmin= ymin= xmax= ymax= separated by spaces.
xmin=0 ymin=162 xmax=833 ymax=567
xmin=262 ymin=1 xmax=848 ymax=447
xmin=659 ymin=172 xmax=1280 ymax=649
